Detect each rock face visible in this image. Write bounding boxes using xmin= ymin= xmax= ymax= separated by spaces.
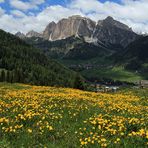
xmin=16 ymin=15 xmax=138 ymax=47
xmin=26 ymin=30 xmax=42 ymax=38
xmin=93 ymin=16 xmax=137 ymax=46
xmin=43 ymin=15 xmax=96 ymax=41
xmin=15 ymin=32 xmax=26 ymax=39
xmin=42 ymin=15 xmax=138 ymax=47
xmin=43 ymin=21 xmax=56 ymax=40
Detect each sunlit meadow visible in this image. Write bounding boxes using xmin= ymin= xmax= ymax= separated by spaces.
xmin=0 ymin=83 xmax=147 ymax=147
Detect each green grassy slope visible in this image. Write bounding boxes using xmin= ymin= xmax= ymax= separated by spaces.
xmin=81 ymin=66 xmax=143 ymax=82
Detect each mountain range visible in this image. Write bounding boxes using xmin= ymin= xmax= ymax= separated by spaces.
xmin=15 ymin=15 xmax=148 ymax=82
xmin=16 ymin=15 xmax=138 ymax=47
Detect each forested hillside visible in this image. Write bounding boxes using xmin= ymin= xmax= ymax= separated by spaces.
xmin=114 ymin=36 xmax=148 ymax=79
xmin=25 ymin=36 xmax=113 ymax=60
xmin=0 ymin=29 xmax=84 ymax=88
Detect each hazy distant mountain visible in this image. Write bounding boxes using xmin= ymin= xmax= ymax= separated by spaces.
xmin=15 ymin=32 xmax=26 ymax=39
xmin=15 ymin=30 xmax=42 ymax=39
xmin=26 ymin=30 xmax=42 ymax=38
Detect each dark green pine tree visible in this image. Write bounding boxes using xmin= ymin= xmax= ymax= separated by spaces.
xmin=74 ymin=74 xmax=85 ymax=90
xmin=10 ymin=72 xmax=14 ymax=83
xmin=13 ymin=69 xmax=21 ymax=82
xmin=6 ymin=71 xmax=10 ymax=82
xmin=0 ymin=72 xmax=1 ymax=82
xmin=1 ymin=70 xmax=6 ymax=82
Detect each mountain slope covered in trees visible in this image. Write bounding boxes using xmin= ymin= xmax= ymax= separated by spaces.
xmin=25 ymin=35 xmax=147 ymax=82
xmin=25 ymin=36 xmax=116 ymax=60
xmin=120 ymin=36 xmax=148 ymax=79
xmin=0 ymin=29 xmax=84 ymax=88
xmin=122 ymin=36 xmax=148 ymax=63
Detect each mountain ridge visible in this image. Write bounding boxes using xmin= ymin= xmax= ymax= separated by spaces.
xmin=16 ymin=15 xmax=139 ymax=47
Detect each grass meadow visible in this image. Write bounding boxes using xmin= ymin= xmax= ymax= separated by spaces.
xmin=0 ymin=83 xmax=147 ymax=147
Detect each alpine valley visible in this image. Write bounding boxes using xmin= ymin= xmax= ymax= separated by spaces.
xmin=0 ymin=3 xmax=148 ymax=147
xmin=15 ymin=15 xmax=148 ymax=83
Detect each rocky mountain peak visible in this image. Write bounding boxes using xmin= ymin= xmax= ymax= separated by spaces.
xmin=102 ymin=16 xmax=132 ymax=31
xmin=15 ymin=32 xmax=26 ymax=39
xmin=26 ymin=30 xmax=42 ymax=38
xmin=68 ymin=15 xmax=91 ymax=21
xmin=43 ymin=21 xmax=56 ymax=40
xmin=43 ymin=15 xmax=96 ymax=41
xmin=68 ymin=15 xmax=83 ymax=19
xmin=105 ymin=16 xmax=114 ymax=21
xmin=94 ymin=16 xmax=138 ymax=46
xmin=16 ymin=15 xmax=138 ymax=47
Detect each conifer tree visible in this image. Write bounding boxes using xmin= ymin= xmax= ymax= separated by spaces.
xmin=6 ymin=71 xmax=10 ymax=82
xmin=1 ymin=70 xmax=5 ymax=82
xmin=74 ymin=74 xmax=85 ymax=90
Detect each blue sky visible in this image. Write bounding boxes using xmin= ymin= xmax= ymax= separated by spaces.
xmin=0 ymin=0 xmax=148 ymax=34
xmin=0 ymin=0 xmax=122 ymax=14
xmin=1 ymin=0 xmax=67 ymax=12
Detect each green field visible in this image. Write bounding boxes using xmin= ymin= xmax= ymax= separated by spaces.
xmin=82 ymin=66 xmax=143 ymax=82
xmin=60 ymin=57 xmax=145 ymax=83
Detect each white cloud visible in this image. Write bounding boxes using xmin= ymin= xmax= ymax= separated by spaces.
xmin=70 ymin=0 xmax=148 ymax=22
xmin=0 ymin=7 xmax=5 ymax=16
xmin=11 ymin=10 xmax=26 ymax=17
xmin=69 ymin=0 xmax=148 ymax=33
xmin=31 ymin=0 xmax=45 ymax=5
xmin=0 ymin=4 xmax=83 ymax=34
xmin=0 ymin=0 xmax=148 ymax=34
xmin=36 ymin=5 xmax=83 ymax=24
xmin=10 ymin=0 xmax=45 ymax=11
